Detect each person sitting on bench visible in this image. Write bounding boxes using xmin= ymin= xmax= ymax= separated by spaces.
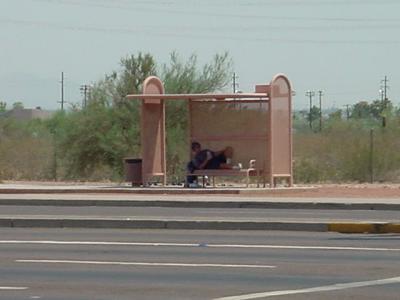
xmin=186 ymin=142 xmax=233 ymax=187
xmin=204 ymin=146 xmax=234 ymax=170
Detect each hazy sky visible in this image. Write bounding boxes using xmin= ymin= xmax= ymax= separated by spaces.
xmin=1 ymin=0 xmax=399 ymax=110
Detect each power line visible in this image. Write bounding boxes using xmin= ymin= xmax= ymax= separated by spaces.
xmin=30 ymin=0 xmax=400 ymax=23
xmin=2 ymin=18 xmax=400 ymax=45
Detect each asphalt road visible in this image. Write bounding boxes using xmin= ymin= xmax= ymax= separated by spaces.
xmin=0 ymin=228 xmax=399 ymax=300
xmin=1 ymin=205 xmax=399 ymax=223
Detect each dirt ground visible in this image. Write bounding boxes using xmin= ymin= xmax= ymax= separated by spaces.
xmin=267 ymin=184 xmax=400 ymax=198
xmin=1 ymin=181 xmax=400 ymax=198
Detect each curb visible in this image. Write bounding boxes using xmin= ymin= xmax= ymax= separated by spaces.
xmin=0 ymin=188 xmax=239 ymax=195
xmin=0 ymin=199 xmax=399 ymax=211
xmin=0 ymin=218 xmax=327 ymax=231
xmin=0 ymin=218 xmax=399 ymax=233
xmin=328 ymin=223 xmax=400 ymax=234
xmin=0 ymin=187 xmax=316 ymax=195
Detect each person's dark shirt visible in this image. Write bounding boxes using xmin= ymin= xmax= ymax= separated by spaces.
xmin=205 ymin=153 xmax=226 ymax=169
xmin=188 ymin=149 xmax=215 ymax=173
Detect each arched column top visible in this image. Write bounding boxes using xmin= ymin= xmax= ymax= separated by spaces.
xmin=142 ymin=76 xmax=164 ymax=95
xmin=270 ymin=73 xmax=292 ymax=91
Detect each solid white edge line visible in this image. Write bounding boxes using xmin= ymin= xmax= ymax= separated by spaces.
xmin=0 ymin=240 xmax=197 ymax=247
xmin=0 ymin=287 xmax=28 ymax=290
xmin=15 ymin=259 xmax=276 ymax=269
xmin=1 ymin=240 xmax=399 ymax=252
xmin=210 ymin=244 xmax=400 ymax=252
xmin=213 ymin=276 xmax=400 ymax=300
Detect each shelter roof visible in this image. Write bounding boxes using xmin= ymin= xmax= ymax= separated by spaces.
xmin=126 ymin=93 xmax=269 ymax=101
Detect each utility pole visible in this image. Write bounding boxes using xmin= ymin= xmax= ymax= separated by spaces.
xmin=59 ymin=72 xmax=65 ymax=111
xmin=379 ymin=89 xmax=384 ymax=101
xmin=305 ymin=90 xmax=315 ymax=129
xmin=318 ymin=90 xmax=323 ymax=131
xmin=381 ymin=75 xmax=389 ymax=101
xmin=369 ymin=129 xmax=374 ymax=183
xmin=232 ymin=72 xmax=239 ymax=93
xmin=344 ymin=104 xmax=350 ymax=120
xmin=380 ymin=75 xmax=389 ymax=127
xmin=80 ymin=84 xmax=90 ymax=108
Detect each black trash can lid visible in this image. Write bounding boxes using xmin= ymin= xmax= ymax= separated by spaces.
xmin=124 ymin=158 xmax=142 ymax=163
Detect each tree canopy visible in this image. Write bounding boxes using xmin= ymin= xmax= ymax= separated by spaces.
xmin=53 ymin=52 xmax=232 ymax=180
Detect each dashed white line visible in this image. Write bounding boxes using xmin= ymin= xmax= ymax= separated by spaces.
xmin=0 ymin=286 xmax=28 ymax=290
xmin=1 ymin=240 xmax=399 ymax=252
xmin=16 ymin=259 xmax=276 ymax=269
xmin=213 ymin=276 xmax=400 ymax=300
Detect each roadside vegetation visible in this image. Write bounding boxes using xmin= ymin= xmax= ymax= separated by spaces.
xmin=1 ymin=52 xmax=399 ymax=183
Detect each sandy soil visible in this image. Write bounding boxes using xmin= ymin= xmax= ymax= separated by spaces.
xmin=259 ymin=184 xmax=400 ymax=198
xmin=1 ymin=181 xmax=400 ymax=198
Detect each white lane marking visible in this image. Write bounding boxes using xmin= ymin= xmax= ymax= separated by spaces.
xmin=214 ymin=276 xmax=400 ymax=300
xmin=16 ymin=259 xmax=275 ymax=269
xmin=0 ymin=286 xmax=28 ymax=290
xmin=1 ymin=240 xmax=196 ymax=247
xmin=211 ymin=244 xmax=400 ymax=252
xmin=1 ymin=240 xmax=399 ymax=252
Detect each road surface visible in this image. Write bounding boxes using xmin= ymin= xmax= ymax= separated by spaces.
xmin=0 ymin=228 xmax=399 ymax=300
xmin=1 ymin=205 xmax=399 ymax=223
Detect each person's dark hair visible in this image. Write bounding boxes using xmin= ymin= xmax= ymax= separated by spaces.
xmin=191 ymin=141 xmax=201 ymax=151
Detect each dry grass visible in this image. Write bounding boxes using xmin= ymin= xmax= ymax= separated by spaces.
xmin=294 ymin=123 xmax=400 ymax=183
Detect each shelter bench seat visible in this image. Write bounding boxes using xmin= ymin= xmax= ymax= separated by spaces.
xmin=189 ymin=168 xmax=263 ymax=188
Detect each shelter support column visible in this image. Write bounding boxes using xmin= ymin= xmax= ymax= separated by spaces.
xmin=140 ymin=76 xmax=166 ymax=186
xmin=269 ymin=74 xmax=293 ymax=187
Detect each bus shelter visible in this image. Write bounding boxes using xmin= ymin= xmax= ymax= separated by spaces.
xmin=126 ymin=74 xmax=293 ymax=187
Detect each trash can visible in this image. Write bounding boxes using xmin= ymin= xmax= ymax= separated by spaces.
xmin=124 ymin=158 xmax=142 ymax=186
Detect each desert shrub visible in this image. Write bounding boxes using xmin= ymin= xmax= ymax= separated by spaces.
xmin=0 ymin=118 xmax=54 ymax=180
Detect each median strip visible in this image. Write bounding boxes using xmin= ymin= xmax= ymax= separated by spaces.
xmin=0 ymin=217 xmax=399 ymax=233
xmin=1 ymin=198 xmax=399 ymax=211
xmin=0 ymin=218 xmax=327 ymax=231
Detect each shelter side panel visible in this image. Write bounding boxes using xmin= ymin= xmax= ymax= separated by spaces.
xmin=141 ymin=103 xmax=164 ymax=174
xmin=270 ymin=77 xmax=291 ymax=175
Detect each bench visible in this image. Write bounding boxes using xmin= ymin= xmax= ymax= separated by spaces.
xmin=188 ymin=160 xmax=265 ymax=188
